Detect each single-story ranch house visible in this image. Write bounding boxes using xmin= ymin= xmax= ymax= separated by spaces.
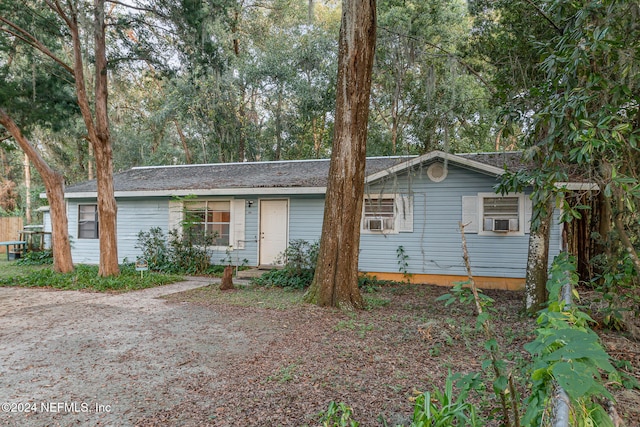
xmin=56 ymin=150 xmax=564 ymax=290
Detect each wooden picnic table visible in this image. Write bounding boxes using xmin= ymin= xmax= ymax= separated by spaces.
xmin=0 ymin=240 xmax=26 ymax=261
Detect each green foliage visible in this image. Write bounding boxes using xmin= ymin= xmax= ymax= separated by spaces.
xmin=590 ymin=251 xmax=639 ymax=330
xmin=136 ymin=226 xmax=220 ymax=275
xmin=318 ymin=401 xmax=359 ymax=427
xmin=252 ymin=268 xmax=315 ymax=290
xmin=0 ymin=263 xmax=182 ymax=292
xmin=265 ymin=363 xmax=298 ymax=384
xmin=168 ymin=228 xmax=213 ymax=274
xmin=396 ymin=246 xmax=412 ymax=282
xmin=410 ymin=372 xmax=484 ymax=427
xmin=522 ymin=252 xmax=619 ymax=426
xmin=15 ymin=250 xmax=53 ymax=265
xmin=252 ymin=240 xmax=318 ymax=289
xmin=135 ymin=227 xmax=170 ymax=270
xmin=357 ymin=274 xmax=402 ymax=290
xmin=434 ymin=253 xmax=620 ymax=427
xmin=276 ymin=239 xmax=319 ymax=275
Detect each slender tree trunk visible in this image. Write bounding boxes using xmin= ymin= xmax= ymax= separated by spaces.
xmin=525 ymin=196 xmax=554 ymax=313
xmin=173 ymin=120 xmax=192 ymax=164
xmin=23 ymin=152 xmax=31 ymax=224
xmin=304 ymin=0 xmax=376 ymax=309
xmin=308 ymin=0 xmax=314 ymax=22
xmin=0 ymin=109 xmax=74 ymax=273
xmin=275 ymin=89 xmax=283 ymax=161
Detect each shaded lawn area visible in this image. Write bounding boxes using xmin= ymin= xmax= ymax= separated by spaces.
xmin=0 ymin=258 xmax=183 ymax=292
xmin=145 ymin=283 xmax=640 ymax=426
xmin=0 ymin=257 xmax=49 ymax=280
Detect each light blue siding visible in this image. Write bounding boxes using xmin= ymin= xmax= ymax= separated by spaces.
xmin=67 ymin=199 xmax=100 ymax=264
xmin=359 ymin=164 xmax=561 ymax=278
xmin=68 ymin=198 xmax=169 ymax=264
xmin=65 ymin=164 xmax=561 ymax=279
xmin=117 ymin=198 xmax=169 ymax=262
xmin=289 ymin=196 xmax=324 ymax=242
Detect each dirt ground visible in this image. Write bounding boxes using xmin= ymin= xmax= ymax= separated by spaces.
xmin=1 ymin=280 xmax=639 ymax=427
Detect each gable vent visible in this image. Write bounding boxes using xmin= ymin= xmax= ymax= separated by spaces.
xmin=427 ymin=162 xmax=447 ymax=182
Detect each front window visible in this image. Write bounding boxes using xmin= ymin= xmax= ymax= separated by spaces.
xmin=183 ymin=201 xmax=230 ymax=246
xmin=78 ymin=204 xmax=99 ymax=239
xmin=363 ymin=197 xmax=395 ymax=232
xmin=482 ymin=196 xmax=519 ymax=232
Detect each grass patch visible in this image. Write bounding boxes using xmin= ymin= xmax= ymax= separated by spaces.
xmin=0 ymin=258 xmax=49 ymax=280
xmin=265 ymin=363 xmax=299 ymax=383
xmin=0 ymin=262 xmax=183 ymax=292
xmin=164 ymin=283 xmax=305 ymax=310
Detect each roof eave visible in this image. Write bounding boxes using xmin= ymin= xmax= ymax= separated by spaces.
xmin=63 ymin=186 xmax=327 ymax=199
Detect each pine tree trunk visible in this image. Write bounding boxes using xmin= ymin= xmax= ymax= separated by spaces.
xmin=304 ymin=0 xmax=376 ymax=309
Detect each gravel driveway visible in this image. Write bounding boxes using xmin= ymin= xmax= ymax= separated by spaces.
xmin=0 ymin=278 xmax=251 ymax=427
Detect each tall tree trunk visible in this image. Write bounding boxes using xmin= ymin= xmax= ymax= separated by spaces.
xmin=69 ymin=0 xmax=119 ymax=276
xmin=23 ymin=152 xmax=31 ymax=224
xmin=92 ymin=0 xmax=119 ymax=276
xmin=0 ymin=109 xmax=74 ymax=273
xmin=173 ymin=120 xmax=192 ymax=164
xmin=304 ymin=0 xmax=376 ymax=309
xmin=275 ymin=89 xmax=283 ymax=161
xmin=525 ymin=196 xmax=554 ymax=313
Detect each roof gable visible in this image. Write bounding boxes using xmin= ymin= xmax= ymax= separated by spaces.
xmin=365 ymin=150 xmax=517 ymax=184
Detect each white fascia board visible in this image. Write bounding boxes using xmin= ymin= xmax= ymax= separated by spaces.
xmin=365 ymin=150 xmax=506 ymax=183
xmin=64 ymin=186 xmax=327 ymax=199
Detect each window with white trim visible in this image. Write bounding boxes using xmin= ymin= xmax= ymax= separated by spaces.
xmin=462 ymin=193 xmax=529 ymax=236
xmin=362 ymin=194 xmax=413 ymax=233
xmin=169 ymin=199 xmax=246 ymax=250
xmin=482 ymin=196 xmax=520 ymax=232
xmin=183 ymin=201 xmax=231 ymax=246
xmin=78 ymin=204 xmax=99 ymax=239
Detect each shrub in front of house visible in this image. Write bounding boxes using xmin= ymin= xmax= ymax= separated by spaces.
xmin=252 ymin=240 xmax=319 ymax=289
xmin=136 ymin=227 xmax=217 ymax=275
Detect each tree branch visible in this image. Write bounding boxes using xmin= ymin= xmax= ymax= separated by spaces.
xmin=522 ymin=0 xmax=563 ymax=35
xmin=379 ymin=26 xmax=496 ymax=94
xmin=0 ymin=17 xmax=74 ymax=74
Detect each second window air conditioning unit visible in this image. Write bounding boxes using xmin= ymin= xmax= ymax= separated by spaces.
xmin=366 ymin=218 xmax=384 ymax=231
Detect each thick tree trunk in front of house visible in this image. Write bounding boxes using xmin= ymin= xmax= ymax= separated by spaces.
xmin=0 ymin=109 xmax=74 ymax=273
xmin=304 ymin=0 xmax=376 ymax=310
xmin=525 ymin=197 xmax=554 ymax=313
xmin=69 ymin=0 xmax=119 ymax=276
xmin=93 ymin=0 xmax=119 ymax=277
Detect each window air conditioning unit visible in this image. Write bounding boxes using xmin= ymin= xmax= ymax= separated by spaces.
xmin=485 ymin=218 xmax=519 ymax=232
xmin=366 ymin=218 xmax=384 ymax=231
xmin=493 ymin=219 xmax=510 ymax=232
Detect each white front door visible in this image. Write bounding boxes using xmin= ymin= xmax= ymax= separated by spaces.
xmin=259 ymin=199 xmax=289 ymax=265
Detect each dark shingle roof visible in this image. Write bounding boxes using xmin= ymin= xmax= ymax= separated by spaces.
xmin=64 ymin=157 xmax=414 ymax=194
xmin=457 ymin=152 xmax=527 ymax=172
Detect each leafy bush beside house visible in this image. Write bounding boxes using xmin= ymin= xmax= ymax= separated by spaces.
xmin=136 ymin=227 xmax=227 ymax=275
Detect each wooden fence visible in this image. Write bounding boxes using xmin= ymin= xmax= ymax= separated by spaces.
xmin=0 ymin=217 xmax=23 ymax=253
